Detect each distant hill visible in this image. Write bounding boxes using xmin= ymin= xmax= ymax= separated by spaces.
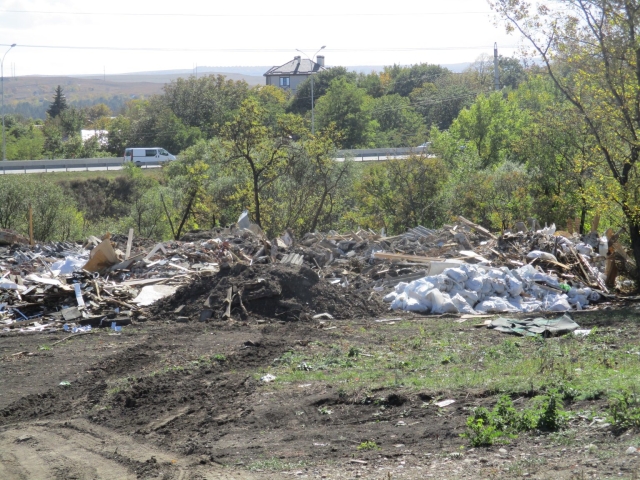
xmin=4 ymin=62 xmax=473 ymax=119
xmin=2 ymin=71 xmax=265 ymax=119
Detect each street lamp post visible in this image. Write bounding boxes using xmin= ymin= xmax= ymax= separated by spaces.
xmin=1 ymin=44 xmax=17 ymax=162
xmin=296 ymin=46 xmax=325 ymax=135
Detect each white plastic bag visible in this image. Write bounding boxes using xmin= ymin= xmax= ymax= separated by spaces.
xmin=451 ymin=294 xmax=476 ymax=314
xmin=464 ymin=277 xmax=484 ymax=292
xmin=443 ymin=268 xmax=468 ymax=283
xmin=527 ymin=250 xmax=558 ymax=263
xmin=548 ymin=296 xmax=572 ymax=312
xmin=426 ymin=290 xmax=458 ymax=314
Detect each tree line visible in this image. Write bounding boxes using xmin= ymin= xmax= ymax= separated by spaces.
xmin=2 ymin=55 xmax=524 ymax=161
xmin=4 ymin=0 xmax=640 ymax=276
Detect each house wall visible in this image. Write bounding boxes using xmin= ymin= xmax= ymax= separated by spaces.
xmin=265 ymin=74 xmax=310 ymax=92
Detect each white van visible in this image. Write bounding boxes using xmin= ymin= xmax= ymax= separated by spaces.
xmin=123 ymin=147 xmax=176 ymax=165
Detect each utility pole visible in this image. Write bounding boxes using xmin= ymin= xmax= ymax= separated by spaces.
xmin=1 ymin=44 xmax=17 ymax=162
xmin=493 ymin=42 xmax=500 ymax=91
xmin=297 ymin=46 xmax=325 ymax=135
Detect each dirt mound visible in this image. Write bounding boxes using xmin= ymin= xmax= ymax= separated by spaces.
xmin=151 ymin=263 xmax=386 ymax=321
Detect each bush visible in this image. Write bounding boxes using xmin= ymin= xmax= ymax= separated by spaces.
xmin=607 ymin=391 xmax=640 ymax=430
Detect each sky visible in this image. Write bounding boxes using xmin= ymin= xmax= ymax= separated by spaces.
xmin=0 ymin=0 xmax=520 ymax=76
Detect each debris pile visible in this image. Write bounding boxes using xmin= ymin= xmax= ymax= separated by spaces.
xmin=0 ymin=230 xmax=223 ymax=334
xmin=0 ymin=212 xmax=634 ymax=333
xmin=152 ymin=263 xmax=385 ymax=322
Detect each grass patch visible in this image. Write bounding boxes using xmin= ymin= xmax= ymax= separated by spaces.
xmin=247 ymin=457 xmax=308 ymax=472
xmin=32 ymin=168 xmax=163 ymax=182
xmin=264 ymin=312 xmax=640 ymax=404
xmin=37 ymin=344 xmax=52 ymax=351
xmin=607 ymin=390 xmax=640 ymax=430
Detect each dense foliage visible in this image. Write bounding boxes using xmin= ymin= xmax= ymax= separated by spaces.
xmin=2 ymin=26 xmax=635 ymax=268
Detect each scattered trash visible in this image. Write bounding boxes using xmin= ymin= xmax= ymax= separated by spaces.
xmin=63 ymin=324 xmax=92 ymax=333
xmin=132 ymin=285 xmax=179 ymax=306
xmin=59 ymin=381 xmax=71 ymax=386
xmin=573 ymin=329 xmax=592 ymax=337
xmin=260 ymin=374 xmax=276 ymax=383
xmin=435 ymin=399 xmax=456 ymax=408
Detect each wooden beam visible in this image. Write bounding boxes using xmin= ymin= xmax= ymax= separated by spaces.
xmin=125 ymin=228 xmax=134 ymax=260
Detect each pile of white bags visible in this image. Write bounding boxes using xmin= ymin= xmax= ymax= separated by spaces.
xmin=383 ymin=263 xmax=600 ymax=314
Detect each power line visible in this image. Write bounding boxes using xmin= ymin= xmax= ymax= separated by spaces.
xmin=0 ymin=9 xmax=494 ymax=17
xmin=0 ymin=43 xmax=517 ymax=53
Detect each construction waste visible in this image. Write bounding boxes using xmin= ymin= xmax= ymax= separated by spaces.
xmin=0 ymin=214 xmax=634 ymax=334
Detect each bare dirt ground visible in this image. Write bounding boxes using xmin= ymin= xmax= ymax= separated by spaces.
xmin=2 ymin=308 xmax=640 ymax=479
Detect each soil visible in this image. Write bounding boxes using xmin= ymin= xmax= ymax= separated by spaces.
xmin=2 ymin=310 xmax=640 ymax=478
xmin=151 ymin=263 xmax=387 ymax=322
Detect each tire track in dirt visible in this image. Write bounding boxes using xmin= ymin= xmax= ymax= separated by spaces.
xmin=0 ymin=419 xmax=268 ymax=479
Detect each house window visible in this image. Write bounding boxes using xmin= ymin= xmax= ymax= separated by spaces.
xmin=279 ymin=77 xmax=290 ymax=87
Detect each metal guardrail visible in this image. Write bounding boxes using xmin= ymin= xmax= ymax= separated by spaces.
xmin=0 ymin=147 xmax=429 ymax=174
xmin=335 ymin=147 xmax=427 ymax=161
xmin=0 ymin=158 xmax=165 ymax=174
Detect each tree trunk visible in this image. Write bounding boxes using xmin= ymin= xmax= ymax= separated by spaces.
xmin=627 ymin=219 xmax=640 ymax=280
xmin=175 ymin=192 xmax=196 ymax=240
xmin=309 ymin=188 xmax=328 ymax=233
xmin=253 ymin=173 xmax=261 ymax=227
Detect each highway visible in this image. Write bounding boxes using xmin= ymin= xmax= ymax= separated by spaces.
xmin=0 ymin=148 xmax=429 ymax=174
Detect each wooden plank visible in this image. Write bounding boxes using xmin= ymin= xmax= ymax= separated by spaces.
xmin=456 ymin=216 xmax=498 ymax=240
xmin=373 ymin=252 xmax=447 ymax=263
xmin=125 ymin=228 xmax=134 ymax=260
xmin=121 ymin=277 xmax=172 ymax=287
xmin=28 ymin=204 xmax=34 ymax=246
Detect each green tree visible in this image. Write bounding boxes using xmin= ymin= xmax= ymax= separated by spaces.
xmin=348 ymin=156 xmax=449 ymax=233
xmin=287 ymin=67 xmax=358 ymax=115
xmin=83 ymin=103 xmax=112 ymax=126
xmin=370 ymin=94 xmax=426 ymax=147
xmin=450 ymin=92 xmax=524 ymax=167
xmin=357 ymin=71 xmax=385 ymax=98
xmin=315 ymin=78 xmax=378 ymax=148
xmin=126 ymin=97 xmax=201 ymax=153
xmin=385 ymin=63 xmax=452 ymax=97
xmin=46 ymin=85 xmax=68 ymax=119
xmin=160 ymin=160 xmax=211 ymax=239
xmin=410 ymin=81 xmax=475 ymax=130
xmin=58 ymin=107 xmax=86 ymax=137
xmin=106 ymin=115 xmax=131 ymax=155
xmin=492 ymin=0 xmax=640 ymax=270
xmin=220 ymin=97 xmax=305 ymax=228
xmin=162 ymin=74 xmax=250 ymax=136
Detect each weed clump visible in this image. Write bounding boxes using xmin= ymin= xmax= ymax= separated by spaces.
xmin=357 ymin=441 xmax=379 ymax=451
xmin=461 ymin=392 xmax=569 ymax=447
xmin=607 ymin=391 xmax=640 ymax=430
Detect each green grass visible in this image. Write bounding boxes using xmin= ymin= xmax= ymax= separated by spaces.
xmin=264 ymin=314 xmax=640 ymax=403
xmin=23 ymin=169 xmax=163 ymax=182
xmin=357 ymin=440 xmax=379 ymax=451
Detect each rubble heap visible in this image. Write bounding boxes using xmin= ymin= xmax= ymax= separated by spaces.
xmin=0 ymin=214 xmax=633 ymax=334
